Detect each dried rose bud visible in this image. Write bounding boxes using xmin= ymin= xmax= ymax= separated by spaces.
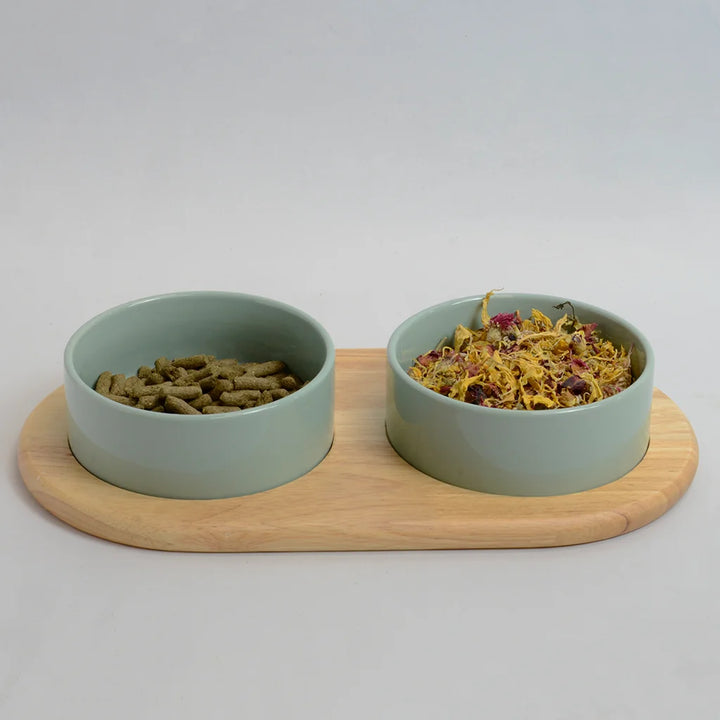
xmin=465 ymin=385 xmax=487 ymax=405
xmin=560 ymin=376 xmax=588 ymax=395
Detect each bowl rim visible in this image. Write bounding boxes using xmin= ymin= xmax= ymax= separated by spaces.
xmin=64 ymin=290 xmax=335 ymax=422
xmin=387 ymin=292 xmax=654 ymax=418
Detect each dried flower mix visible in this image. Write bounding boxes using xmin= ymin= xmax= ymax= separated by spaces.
xmin=408 ymin=292 xmax=633 ymax=410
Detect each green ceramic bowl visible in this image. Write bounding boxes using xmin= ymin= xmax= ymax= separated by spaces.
xmin=64 ymin=292 xmax=334 ymax=499
xmin=386 ymin=293 xmax=654 ymax=496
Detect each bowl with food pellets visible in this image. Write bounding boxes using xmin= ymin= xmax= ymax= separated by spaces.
xmin=64 ymin=292 xmax=334 ymax=499
xmin=386 ymin=291 xmax=654 ymax=496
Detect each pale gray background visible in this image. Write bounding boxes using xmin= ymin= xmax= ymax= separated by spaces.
xmin=2 ymin=1 xmax=719 ymax=718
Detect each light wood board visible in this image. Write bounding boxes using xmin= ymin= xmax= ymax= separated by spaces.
xmin=18 ymin=349 xmax=698 ymax=552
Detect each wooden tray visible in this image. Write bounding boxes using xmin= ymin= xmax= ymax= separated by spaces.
xmin=18 ymin=349 xmax=698 ymax=552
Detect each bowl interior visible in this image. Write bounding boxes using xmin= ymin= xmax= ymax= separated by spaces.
xmin=67 ymin=292 xmax=332 ymax=392
xmin=389 ymin=293 xmax=651 ymax=393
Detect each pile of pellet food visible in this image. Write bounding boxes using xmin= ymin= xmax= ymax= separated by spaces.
xmin=93 ymin=355 xmax=305 ymax=414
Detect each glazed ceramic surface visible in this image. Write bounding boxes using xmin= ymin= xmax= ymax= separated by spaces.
xmin=386 ymin=294 xmax=654 ymax=496
xmin=64 ymin=292 xmax=334 ymax=499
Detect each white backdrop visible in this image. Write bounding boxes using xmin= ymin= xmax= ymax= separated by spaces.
xmin=2 ymin=2 xmax=719 ymax=717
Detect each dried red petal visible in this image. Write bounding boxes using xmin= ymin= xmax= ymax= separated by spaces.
xmin=416 ymin=350 xmax=441 ymax=367
xmin=490 ymin=312 xmax=517 ymax=330
xmin=582 ymin=323 xmax=598 ymax=341
xmin=465 ymin=363 xmax=481 ymax=377
xmin=485 ymin=382 xmax=501 ymax=398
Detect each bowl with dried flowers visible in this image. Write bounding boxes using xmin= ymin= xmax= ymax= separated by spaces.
xmin=386 ymin=291 xmax=654 ymax=496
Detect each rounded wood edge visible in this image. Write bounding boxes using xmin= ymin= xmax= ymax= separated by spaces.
xmin=573 ymin=388 xmax=699 ymax=540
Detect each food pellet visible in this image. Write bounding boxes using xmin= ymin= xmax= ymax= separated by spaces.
xmin=124 ymin=376 xmax=146 ymax=396
xmin=280 ymin=376 xmax=300 ymax=391
xmin=131 ymin=382 xmax=171 ymax=398
xmin=188 ymin=393 xmax=213 ymax=410
xmin=93 ymin=354 xmax=304 ymax=413
xmin=209 ymin=378 xmax=234 ymax=400
xmin=173 ymin=374 xmax=198 ymax=387
xmin=155 ymin=357 xmax=187 ymax=382
xmin=216 ymin=364 xmax=246 ymax=380
xmin=219 ymin=390 xmax=261 ymax=406
xmin=233 ymin=375 xmax=280 ymax=390
xmin=165 ymin=395 xmax=202 ymax=415
xmin=249 ymin=360 xmax=287 ymax=377
xmin=137 ymin=394 xmax=161 ymax=410
xmin=104 ymin=393 xmax=134 ymax=406
xmin=198 ymin=374 xmax=217 ymax=392
xmin=95 ymin=371 xmax=112 ymax=395
xmin=154 ymin=357 xmax=171 ymax=373
xmin=160 ymin=385 xmax=202 ymax=400
xmin=187 ymin=365 xmax=215 ymax=382
xmin=109 ymin=374 xmax=126 ymax=395
xmin=166 ymin=366 xmax=187 ymax=382
xmin=173 ymin=355 xmax=214 ymax=369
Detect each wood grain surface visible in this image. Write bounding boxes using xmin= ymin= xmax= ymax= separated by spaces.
xmin=18 ymin=349 xmax=698 ymax=552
